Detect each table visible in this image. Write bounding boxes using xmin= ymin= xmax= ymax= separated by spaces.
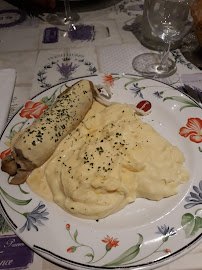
xmin=0 ymin=0 xmax=202 ymax=269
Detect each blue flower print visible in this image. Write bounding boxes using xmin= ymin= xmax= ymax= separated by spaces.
xmin=184 ymin=180 xmax=202 ymax=209
xmin=130 ymin=83 xmax=144 ymax=98
xmin=19 ymin=201 xmax=49 ymax=233
xmin=156 ymin=225 xmax=176 ymax=242
xmin=156 ymin=225 xmax=176 ymax=236
xmin=153 ymin=91 xmax=164 ymax=99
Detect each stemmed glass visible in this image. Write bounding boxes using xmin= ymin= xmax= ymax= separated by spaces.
xmin=132 ymin=0 xmax=192 ymax=78
xmin=46 ymin=0 xmax=80 ymax=26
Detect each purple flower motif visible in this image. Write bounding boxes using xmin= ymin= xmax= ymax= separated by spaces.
xmin=19 ymin=201 xmax=49 ymax=233
xmin=184 ymin=180 xmax=202 ymax=209
xmin=57 ymin=62 xmax=78 ymax=79
xmin=130 ymin=83 xmax=144 ymax=99
xmin=68 ymin=24 xmax=95 ymax=42
xmin=157 ymin=225 xmax=176 ymax=236
xmin=153 ymin=91 xmax=164 ymax=99
xmin=156 ymin=225 xmax=176 ymax=242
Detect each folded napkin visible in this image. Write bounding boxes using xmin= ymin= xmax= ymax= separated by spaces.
xmin=0 ymin=69 xmax=16 ymax=134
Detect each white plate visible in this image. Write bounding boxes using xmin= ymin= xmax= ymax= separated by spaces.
xmin=0 ymin=74 xmax=202 ymax=270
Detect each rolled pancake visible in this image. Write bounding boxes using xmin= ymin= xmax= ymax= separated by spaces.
xmin=27 ymin=101 xmax=106 ymax=202
xmin=6 ymin=80 xmax=94 ymax=184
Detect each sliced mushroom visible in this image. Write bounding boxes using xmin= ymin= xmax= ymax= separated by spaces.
xmin=9 ymin=170 xmax=31 ymax=185
xmin=1 ymin=155 xmax=18 ymax=176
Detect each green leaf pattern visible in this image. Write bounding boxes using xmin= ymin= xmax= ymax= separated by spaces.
xmin=163 ymin=96 xmax=200 ymax=110
xmin=104 ymin=234 xmax=143 ymax=267
xmin=0 ymin=187 xmax=32 ymax=205
xmin=0 ymin=214 xmax=11 ymax=234
xmin=66 ymin=225 xmax=173 ymax=266
xmin=74 ymin=230 xmax=78 ymax=242
xmin=182 ymin=210 xmax=202 ymax=238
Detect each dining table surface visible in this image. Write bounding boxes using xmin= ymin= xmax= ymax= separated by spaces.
xmin=0 ymin=0 xmax=202 ymax=270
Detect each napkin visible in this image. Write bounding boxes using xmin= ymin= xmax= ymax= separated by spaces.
xmin=0 ymin=69 xmax=16 ymax=133
xmin=181 ymin=73 xmax=202 ymax=91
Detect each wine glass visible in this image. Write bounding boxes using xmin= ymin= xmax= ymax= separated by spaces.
xmin=132 ymin=0 xmax=193 ymax=78
xmin=46 ymin=0 xmax=80 ymax=26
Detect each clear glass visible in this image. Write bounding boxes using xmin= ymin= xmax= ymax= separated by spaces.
xmin=133 ymin=0 xmax=192 ymax=78
xmin=148 ymin=0 xmax=190 ymax=43
xmin=46 ymin=0 xmax=80 ymax=26
xmin=141 ymin=0 xmax=166 ymax=51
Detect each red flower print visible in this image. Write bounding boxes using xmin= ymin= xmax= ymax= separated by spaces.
xmin=165 ymin=249 xmax=171 ymax=254
xmin=66 ymin=224 xmax=70 ymax=230
xmin=179 ymin=118 xmax=202 ymax=143
xmin=102 ymin=235 xmax=119 ymax=250
xmin=67 ymin=246 xmax=77 ymax=253
xmin=103 ymin=74 xmax=114 ymax=87
xmin=20 ymin=101 xmax=48 ymax=119
xmin=0 ymin=148 xmax=11 ymax=160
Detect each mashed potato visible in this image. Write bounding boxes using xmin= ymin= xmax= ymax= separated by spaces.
xmin=27 ymin=102 xmax=189 ymax=220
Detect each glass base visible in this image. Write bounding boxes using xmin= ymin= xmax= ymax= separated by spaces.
xmin=46 ymin=12 xmax=80 ymax=26
xmin=132 ymin=53 xmax=177 ymax=78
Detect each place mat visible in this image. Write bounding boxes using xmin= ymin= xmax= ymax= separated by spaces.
xmin=97 ymin=43 xmax=202 ymax=90
xmin=0 ymin=51 xmax=38 ymax=85
xmin=38 ymin=19 xmax=121 ymax=50
xmin=0 ymin=68 xmax=16 ymax=133
xmin=181 ymin=73 xmax=202 ymax=91
xmin=31 ymin=47 xmax=99 ymax=96
xmin=0 ymin=27 xmax=39 ymax=52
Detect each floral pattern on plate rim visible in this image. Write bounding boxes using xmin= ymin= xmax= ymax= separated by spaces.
xmin=65 ymin=224 xmax=175 ymax=266
xmin=181 ymin=180 xmax=202 ymax=238
xmin=179 ymin=118 xmax=202 ymax=152
xmin=0 ymin=74 xmax=201 ymax=269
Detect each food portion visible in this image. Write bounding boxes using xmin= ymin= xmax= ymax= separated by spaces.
xmin=27 ymin=102 xmax=189 ymax=220
xmin=1 ymin=80 xmax=95 ymax=185
xmin=1 ymin=78 xmax=189 ymax=220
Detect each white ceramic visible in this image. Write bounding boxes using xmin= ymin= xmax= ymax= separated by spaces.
xmin=0 ymin=74 xmax=202 ymax=270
